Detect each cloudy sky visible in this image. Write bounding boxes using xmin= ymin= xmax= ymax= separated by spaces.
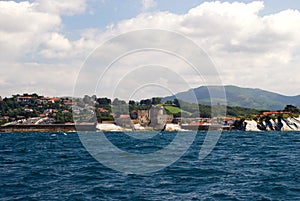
xmin=1 ymin=0 xmax=300 ymax=99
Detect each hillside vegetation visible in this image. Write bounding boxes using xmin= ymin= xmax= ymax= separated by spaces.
xmin=163 ymin=85 xmax=300 ymax=110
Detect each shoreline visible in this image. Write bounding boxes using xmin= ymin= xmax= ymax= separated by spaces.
xmin=0 ymin=124 xmax=96 ymax=133
xmin=0 ymin=123 xmax=232 ymax=132
xmin=2 ymin=123 xmax=299 ymax=133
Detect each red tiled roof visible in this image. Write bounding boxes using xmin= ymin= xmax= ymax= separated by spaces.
xmin=18 ymin=96 xmax=32 ymax=99
xmin=119 ymin=115 xmax=130 ymax=119
xmin=49 ymin=97 xmax=60 ymax=101
xmin=98 ymin=107 xmax=109 ymax=113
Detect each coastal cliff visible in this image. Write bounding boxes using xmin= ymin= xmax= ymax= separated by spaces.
xmin=239 ymin=116 xmax=300 ymax=131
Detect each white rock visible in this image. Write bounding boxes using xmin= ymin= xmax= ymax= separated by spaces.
xmin=96 ymin=123 xmax=126 ymax=132
xmin=287 ymin=118 xmax=300 ymax=131
xmin=165 ymin=124 xmax=182 ymax=131
xmin=244 ymin=120 xmax=261 ymax=131
xmin=281 ymin=120 xmax=294 ymax=131
xmin=134 ymin=124 xmax=146 ymax=131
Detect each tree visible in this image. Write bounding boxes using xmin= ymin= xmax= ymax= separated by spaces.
xmin=284 ymin=105 xmax=300 ymax=113
xmin=129 ymin=100 xmax=137 ymax=111
xmin=97 ymin=97 xmax=111 ymax=105
xmin=112 ymin=98 xmax=128 ymax=116
xmin=151 ymin=97 xmax=161 ymax=105
xmin=83 ymin=95 xmax=92 ymax=104
xmin=129 ymin=100 xmax=136 ymax=105
xmin=140 ymin=99 xmax=151 ymax=106
xmin=55 ymin=112 xmax=64 ymax=124
xmin=165 ymin=100 xmax=173 ymax=105
xmin=64 ymin=112 xmax=73 ymax=123
xmin=173 ymin=99 xmax=180 ymax=107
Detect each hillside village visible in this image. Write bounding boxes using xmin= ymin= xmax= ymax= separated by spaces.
xmin=1 ymin=94 xmax=300 ymax=132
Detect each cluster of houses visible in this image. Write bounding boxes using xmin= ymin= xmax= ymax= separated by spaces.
xmin=111 ymin=106 xmax=174 ymax=131
xmin=3 ymin=95 xmax=299 ymax=132
xmin=98 ymin=105 xmax=236 ymax=131
xmin=0 ymin=95 xmax=73 ymax=125
xmin=15 ymin=95 xmax=74 ymax=105
xmin=97 ymin=106 xmax=177 ymax=131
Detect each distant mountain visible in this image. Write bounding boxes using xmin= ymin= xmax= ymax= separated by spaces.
xmin=163 ymin=85 xmax=300 ymax=110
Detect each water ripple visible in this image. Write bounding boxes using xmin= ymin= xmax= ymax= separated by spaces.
xmin=0 ymin=131 xmax=299 ymax=200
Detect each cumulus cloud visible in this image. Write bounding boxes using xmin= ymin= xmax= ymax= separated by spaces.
xmin=34 ymin=0 xmax=87 ymax=16
xmin=102 ymin=1 xmax=300 ymax=96
xmin=0 ymin=61 xmax=78 ymax=97
xmin=141 ymin=0 xmax=157 ymax=11
xmin=1 ymin=1 xmax=300 ymax=97
xmin=0 ymin=0 xmax=96 ymax=62
xmin=0 ymin=0 xmax=90 ymax=96
xmin=0 ymin=1 xmax=61 ymax=60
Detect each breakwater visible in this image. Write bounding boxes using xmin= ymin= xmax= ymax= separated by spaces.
xmin=0 ymin=124 xmax=96 ymax=132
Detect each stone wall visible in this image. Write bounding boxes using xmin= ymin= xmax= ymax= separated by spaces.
xmin=0 ymin=124 xmax=96 ymax=132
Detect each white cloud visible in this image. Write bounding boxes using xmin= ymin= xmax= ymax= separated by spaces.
xmin=0 ymin=1 xmax=61 ymax=60
xmin=0 ymin=0 xmax=95 ymax=62
xmin=34 ymin=0 xmax=87 ymax=16
xmin=0 ymin=0 xmax=90 ymax=97
xmin=39 ymin=32 xmax=72 ymax=58
xmin=101 ymin=1 xmax=300 ymax=96
xmin=1 ymin=1 xmax=300 ymax=97
xmin=0 ymin=61 xmax=78 ymax=97
xmin=141 ymin=0 xmax=157 ymax=11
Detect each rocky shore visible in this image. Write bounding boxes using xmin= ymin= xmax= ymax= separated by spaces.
xmin=238 ymin=116 xmax=300 ymax=131
xmin=2 ymin=117 xmax=300 ymax=132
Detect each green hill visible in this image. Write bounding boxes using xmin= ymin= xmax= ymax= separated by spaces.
xmin=163 ymin=105 xmax=191 ymax=116
xmin=163 ymin=85 xmax=300 ymax=111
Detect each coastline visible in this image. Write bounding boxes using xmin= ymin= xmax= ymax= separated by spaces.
xmin=0 ymin=124 xmax=96 ymax=133
xmin=1 ymin=116 xmax=300 ymax=133
xmin=0 ymin=123 xmax=231 ymax=133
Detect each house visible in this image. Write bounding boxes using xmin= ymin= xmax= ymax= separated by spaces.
xmin=16 ymin=96 xmax=32 ymax=102
xmin=263 ymin=111 xmax=290 ymax=116
xmin=98 ymin=107 xmax=109 ymax=113
xmin=72 ymin=106 xmax=81 ymax=114
xmin=62 ymin=110 xmax=70 ymax=114
xmin=37 ymin=97 xmax=61 ymax=104
xmin=138 ymin=110 xmax=149 ymax=126
xmin=24 ymin=108 xmax=33 ymax=113
xmin=149 ymin=105 xmax=173 ymax=125
xmin=115 ymin=115 xmax=133 ymax=129
xmin=37 ymin=97 xmax=50 ymax=104
xmin=137 ymin=106 xmax=173 ymax=130
xmin=48 ymin=97 xmax=61 ymax=103
xmin=63 ymin=100 xmax=74 ymax=105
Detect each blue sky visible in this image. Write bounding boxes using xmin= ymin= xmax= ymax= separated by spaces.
xmin=1 ymin=0 xmax=300 ymax=98
xmin=62 ymin=0 xmax=300 ymax=31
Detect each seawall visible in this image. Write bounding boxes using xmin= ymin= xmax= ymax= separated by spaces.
xmin=0 ymin=124 xmax=96 ymax=132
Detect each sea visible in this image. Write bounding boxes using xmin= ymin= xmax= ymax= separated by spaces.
xmin=0 ymin=131 xmax=299 ymax=201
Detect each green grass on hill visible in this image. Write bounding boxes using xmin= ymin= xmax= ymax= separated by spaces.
xmin=163 ymin=105 xmax=191 ymax=116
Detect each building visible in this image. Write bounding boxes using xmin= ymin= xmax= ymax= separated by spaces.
xmin=48 ymin=97 xmax=61 ymax=103
xmin=115 ymin=115 xmax=133 ymax=129
xmin=36 ymin=97 xmax=61 ymax=104
xmin=63 ymin=100 xmax=74 ymax=106
xmin=138 ymin=110 xmax=150 ymax=126
xmin=16 ymin=96 xmax=32 ymax=102
xmin=98 ymin=107 xmax=109 ymax=113
xmin=37 ymin=98 xmax=50 ymax=104
xmin=137 ymin=106 xmax=173 ymax=130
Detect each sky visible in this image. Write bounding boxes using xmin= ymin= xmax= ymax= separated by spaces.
xmin=1 ymin=0 xmax=300 ymax=99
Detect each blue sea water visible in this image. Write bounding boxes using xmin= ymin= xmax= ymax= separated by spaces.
xmin=0 ymin=131 xmax=299 ymax=201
